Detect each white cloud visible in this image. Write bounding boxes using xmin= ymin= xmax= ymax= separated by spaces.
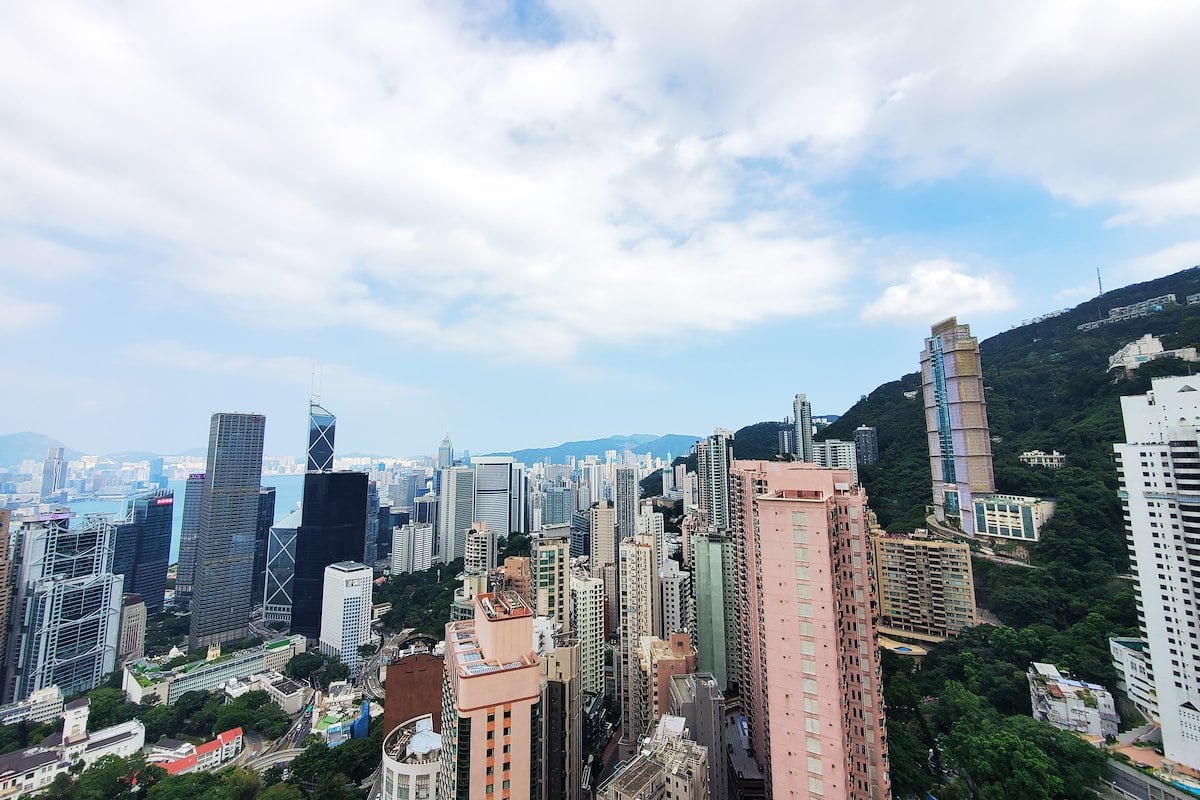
xmin=0 ymin=294 xmax=57 ymax=331
xmin=861 ymin=260 xmax=1016 ymax=322
xmin=1 ymin=1 xmax=1199 ymax=359
xmin=1126 ymin=240 xmax=1200 ymax=280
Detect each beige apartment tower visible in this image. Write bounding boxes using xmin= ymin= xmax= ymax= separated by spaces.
xmin=873 ymin=530 xmax=977 ymax=642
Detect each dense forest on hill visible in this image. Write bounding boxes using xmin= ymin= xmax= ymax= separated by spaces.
xmin=810 ymin=267 xmax=1200 ymax=796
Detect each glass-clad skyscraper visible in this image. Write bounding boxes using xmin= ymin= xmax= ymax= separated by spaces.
xmin=174 ymin=473 xmax=205 ymax=608
xmin=112 ymin=488 xmax=174 ymax=613
xmin=252 ymin=487 xmax=276 ymax=609
xmin=190 ymin=413 xmax=266 ymax=650
xmin=263 ymin=506 xmax=302 ymax=626
xmin=308 ymin=403 xmax=336 ymax=472
xmin=290 ymin=471 xmax=368 ymax=637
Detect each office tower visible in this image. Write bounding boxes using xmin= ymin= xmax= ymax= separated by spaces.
xmin=589 ymin=501 xmax=616 ymax=576
xmin=112 ymin=489 xmax=174 ymax=613
xmin=598 ymin=716 xmax=708 ymax=800
xmin=854 ymin=426 xmax=879 ymax=466
xmin=614 ymin=467 xmax=638 ymax=542
xmin=252 ymin=487 xmax=276 ymax=609
xmin=382 ymin=713 xmax=442 ymax=800
xmin=569 ymin=510 xmax=590 ymax=559
xmin=365 ymin=481 xmax=380 ymax=565
xmin=570 ymin=573 xmax=605 ymax=697
xmin=538 ymin=633 xmax=582 ymax=800
xmin=695 ymin=429 xmax=733 ymax=531
xmin=190 ymin=413 xmax=266 ymax=650
xmin=377 ymin=502 xmax=395 ymax=561
xmin=658 ymin=559 xmax=691 ymax=639
xmin=174 ymin=473 xmax=205 ymax=607
xmin=730 ymin=460 xmax=889 ymax=800
xmin=1114 ymin=375 xmax=1200 ymax=771
xmin=618 ymin=533 xmax=657 ymax=749
xmin=532 ymin=527 xmax=571 ymax=631
xmin=39 ymin=447 xmax=66 ymax=501
xmin=473 ymin=457 xmax=527 ymax=535
xmin=149 ymin=457 xmax=165 ymax=488
xmin=813 ymin=439 xmax=859 ymax=483
xmin=692 ymin=532 xmax=738 ymax=691
xmin=5 ymin=510 xmax=123 ymax=702
xmin=439 ymin=467 xmax=476 ymax=564
xmin=392 ymin=523 xmax=435 ymax=575
xmin=0 ymin=512 xmax=12 ymax=663
xmin=319 ymin=561 xmax=373 ymax=676
xmin=437 ymin=434 xmax=454 ymax=469
xmin=118 ymin=594 xmax=147 ymax=663
xmin=544 ymin=486 xmax=572 ymax=527
xmin=437 ymin=591 xmax=542 ymax=800
xmin=464 ymin=522 xmax=498 ymax=575
xmin=307 ymin=402 xmax=336 ymax=472
xmin=413 ymin=493 xmax=440 ymax=541
xmin=391 ymin=472 xmax=426 ymax=511
xmin=793 ymin=394 xmax=814 ymax=463
xmin=668 ymin=673 xmax=728 ymax=800
xmin=920 ymin=317 xmax=996 ymax=536
xmin=291 ymin=471 xmax=368 ymax=638
xmin=874 ymin=530 xmax=977 ymax=641
xmin=263 ymin=507 xmax=302 ymax=626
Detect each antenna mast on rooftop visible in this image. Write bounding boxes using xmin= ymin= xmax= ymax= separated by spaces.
xmin=1097 ymin=267 xmax=1104 ymax=296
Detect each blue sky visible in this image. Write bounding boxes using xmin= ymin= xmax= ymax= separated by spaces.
xmin=4 ymin=1 xmax=1200 ymax=458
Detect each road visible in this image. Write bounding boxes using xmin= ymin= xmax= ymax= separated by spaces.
xmin=246 ymin=748 xmax=305 ymax=771
xmin=360 ymin=629 xmax=413 ymax=700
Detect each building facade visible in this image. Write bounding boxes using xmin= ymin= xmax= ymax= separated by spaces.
xmin=730 ymin=460 xmax=890 ymax=800
xmin=920 ymin=317 xmax=996 ymax=536
xmin=319 ymin=561 xmax=374 ymax=676
xmin=383 ymin=714 xmax=441 ymax=800
xmin=173 ymin=473 xmax=205 ymax=607
xmin=695 ymin=430 xmax=733 ymax=531
xmin=873 ymin=531 xmax=977 ymax=641
xmin=112 ymin=489 xmax=173 ymax=613
xmin=618 ymin=533 xmax=657 ymax=748
xmin=263 ymin=507 xmax=302 ymax=626
xmin=812 ymin=439 xmax=859 ymax=483
xmin=793 ymin=394 xmax=815 ymax=463
xmin=439 ymin=467 xmax=476 ymax=564
xmin=854 ymin=426 xmax=879 ymax=466
xmin=190 ymin=412 xmax=266 ymax=649
xmin=971 ymin=494 xmax=1056 ymax=543
xmin=570 ymin=573 xmax=605 ymax=697
xmin=291 ymin=471 xmax=368 ymax=638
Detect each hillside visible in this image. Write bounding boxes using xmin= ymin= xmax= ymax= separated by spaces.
xmin=486 ymin=433 xmax=700 ymax=464
xmin=0 ymin=432 xmax=79 ymax=468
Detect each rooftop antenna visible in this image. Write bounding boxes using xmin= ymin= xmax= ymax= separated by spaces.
xmin=310 ymin=362 xmax=323 ymax=406
xmin=1097 ymin=266 xmax=1104 ymax=296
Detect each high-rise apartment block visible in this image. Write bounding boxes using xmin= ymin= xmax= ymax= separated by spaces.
xmin=615 ymin=467 xmax=639 ymax=542
xmin=692 ymin=531 xmax=738 ymax=691
xmin=112 ymin=489 xmax=173 ymax=613
xmin=618 ymin=533 xmax=658 ymax=748
xmin=174 ymin=473 xmax=205 ymax=607
xmin=437 ymin=591 xmax=542 ymax=800
xmin=544 ymin=486 xmax=572 ymax=527
xmin=0 ymin=512 xmax=12 ymax=662
xmin=190 ymin=413 xmax=266 ymax=650
xmin=472 ymin=457 xmax=526 ymax=535
xmin=854 ymin=426 xmax=879 ymax=466
xmin=461 ymin=522 xmax=496 ymax=576
xmin=532 ymin=527 xmax=571 ymax=631
xmin=873 ymin=530 xmax=976 ymax=641
xmin=1114 ymin=376 xmax=1200 ymax=771
xmin=319 ymin=561 xmax=373 ymax=676
xmin=570 ymin=573 xmax=605 ymax=697
xmin=920 ymin=317 xmax=995 ymax=536
xmin=813 ymin=439 xmax=859 ymax=483
xmin=658 ymin=559 xmax=691 ymax=639
xmin=392 ymin=523 xmax=436 ymax=575
xmin=5 ymin=510 xmax=124 ymax=702
xmin=538 ymin=634 xmax=583 ymax=800
xmin=668 ymin=673 xmax=728 ymax=800
xmin=589 ymin=501 xmax=616 ymax=576
xmin=695 ymin=429 xmax=733 ymax=531
xmin=793 ymin=394 xmax=815 ymax=463
xmin=730 ymin=460 xmax=890 ymax=800
xmin=637 ymin=633 xmax=697 ymax=728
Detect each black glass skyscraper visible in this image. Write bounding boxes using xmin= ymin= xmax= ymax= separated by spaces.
xmin=252 ymin=487 xmax=276 ymax=608
xmin=290 ymin=471 xmax=367 ymax=637
xmin=190 ymin=413 xmax=266 ymax=650
xmin=112 ymin=488 xmax=174 ymax=613
xmin=307 ymin=403 xmax=336 ymax=472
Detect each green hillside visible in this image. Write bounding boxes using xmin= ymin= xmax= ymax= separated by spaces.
xmin=821 ymin=266 xmax=1200 ymax=797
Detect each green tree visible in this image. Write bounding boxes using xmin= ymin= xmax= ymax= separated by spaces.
xmin=258 ymin=783 xmax=305 ymax=800
xmin=310 ymin=772 xmax=357 ymax=800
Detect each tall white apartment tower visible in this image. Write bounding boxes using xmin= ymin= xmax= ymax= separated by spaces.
xmin=319 ymin=561 xmax=374 ymax=677
xmin=618 ymin=533 xmax=658 ymax=750
xmin=793 ymin=394 xmax=814 ymax=463
xmin=1116 ymin=376 xmax=1200 ymax=771
xmin=695 ymin=430 xmax=733 ymax=531
xmin=439 ymin=467 xmax=476 ymax=564
xmin=472 ymin=457 xmax=527 ymax=535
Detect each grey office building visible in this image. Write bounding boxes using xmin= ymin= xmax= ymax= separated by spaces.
xmin=189 ymin=413 xmax=266 ymax=650
xmin=173 ymin=473 xmax=206 ymax=608
xmin=614 ymin=468 xmax=638 ymax=542
xmin=112 ymin=488 xmax=174 ymax=613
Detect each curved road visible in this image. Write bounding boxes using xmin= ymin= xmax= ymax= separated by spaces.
xmin=246 ymin=748 xmax=305 ymax=770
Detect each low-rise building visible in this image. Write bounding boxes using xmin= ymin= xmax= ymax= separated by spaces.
xmin=123 ymin=635 xmax=307 ymax=705
xmin=1018 ymin=449 xmax=1066 ymax=469
xmin=0 ymin=686 xmax=64 ymax=727
xmin=1111 ymin=637 xmax=1159 ymax=722
xmin=1028 ymin=662 xmax=1118 ymax=738
xmin=0 ymin=698 xmax=145 ymax=798
xmin=311 ymin=682 xmax=373 ymax=746
xmin=222 ymin=670 xmax=308 ymax=715
xmin=972 ymin=494 xmax=1056 ymax=542
xmin=1108 ymin=334 xmax=1200 ymax=373
xmin=118 ymin=594 xmax=146 ymax=664
xmin=382 ymin=714 xmax=440 ymax=800
xmin=152 ymin=727 xmax=244 ymax=776
xmin=598 ymin=716 xmax=708 ymax=800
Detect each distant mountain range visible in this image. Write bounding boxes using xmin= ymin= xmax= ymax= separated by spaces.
xmin=0 ymin=432 xmax=80 ymax=468
xmin=485 ymin=433 xmax=701 ymax=464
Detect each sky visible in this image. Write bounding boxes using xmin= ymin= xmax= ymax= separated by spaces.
xmin=5 ymin=1 xmax=1200 ymax=458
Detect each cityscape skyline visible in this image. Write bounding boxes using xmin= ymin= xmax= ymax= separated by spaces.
xmin=6 ymin=4 xmax=1200 ymax=458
